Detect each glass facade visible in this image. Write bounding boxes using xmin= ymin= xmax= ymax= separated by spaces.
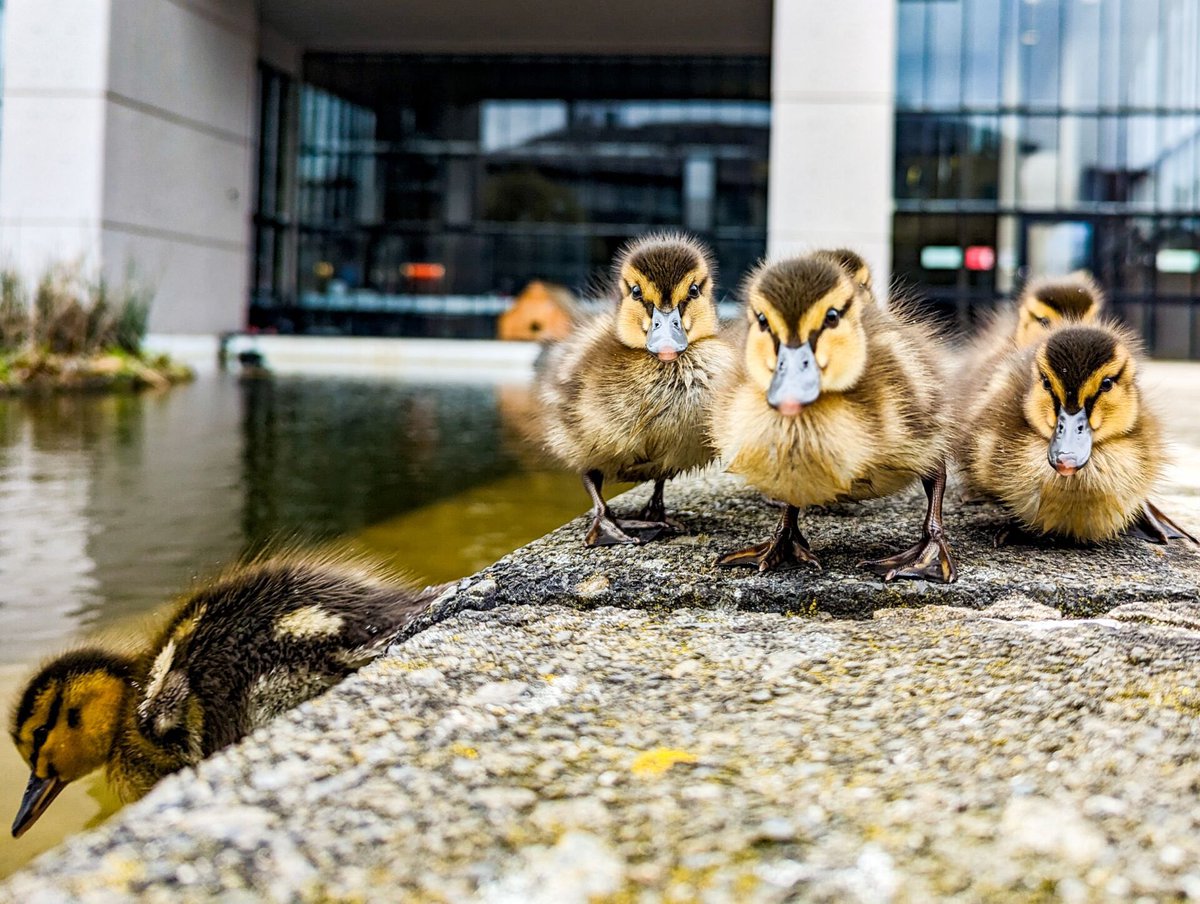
xmin=252 ymin=55 xmax=769 ymax=337
xmin=895 ymin=0 xmax=1200 ymax=357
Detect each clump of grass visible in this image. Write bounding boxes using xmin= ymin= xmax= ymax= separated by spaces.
xmin=3 ymin=262 xmax=153 ymax=357
xmin=0 ymin=270 xmax=28 ymax=352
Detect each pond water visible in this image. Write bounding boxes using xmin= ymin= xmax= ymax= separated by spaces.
xmin=0 ymin=374 xmax=589 ymax=875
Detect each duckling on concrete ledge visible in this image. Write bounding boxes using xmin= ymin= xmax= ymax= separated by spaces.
xmin=958 ymin=321 xmax=1197 ymax=546
xmin=535 ymin=232 xmax=736 ymax=546
xmin=9 ymin=553 xmax=439 ymax=837
xmin=711 ymin=251 xmax=958 ymax=582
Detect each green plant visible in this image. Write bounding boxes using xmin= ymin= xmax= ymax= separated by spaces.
xmin=0 ymin=269 xmax=28 ymax=352
xmin=112 ymin=279 xmax=151 ymax=355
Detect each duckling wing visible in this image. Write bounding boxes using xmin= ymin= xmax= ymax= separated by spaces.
xmin=147 ymin=559 xmax=436 ymax=755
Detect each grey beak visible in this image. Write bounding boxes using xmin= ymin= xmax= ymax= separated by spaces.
xmin=647 ymin=307 xmax=687 ymax=359
xmin=1048 ymin=407 xmax=1092 ymax=475
xmin=767 ymin=342 xmax=821 ymax=413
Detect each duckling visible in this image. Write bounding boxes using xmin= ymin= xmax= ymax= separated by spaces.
xmin=9 ymin=553 xmax=438 ymax=837
xmin=812 ymin=248 xmax=875 ymax=301
xmin=711 ymin=252 xmax=958 ymax=581
xmin=959 ymin=321 xmax=1196 ymax=545
xmin=960 ymin=272 xmax=1104 ymax=392
xmin=536 ymin=232 xmax=736 ymax=546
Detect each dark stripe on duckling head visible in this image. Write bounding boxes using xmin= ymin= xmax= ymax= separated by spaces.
xmin=1042 ymin=326 xmax=1119 ymax=410
xmin=12 ymin=650 xmax=132 ymax=737
xmin=751 ymin=257 xmax=845 ymax=335
xmin=1036 ymin=283 xmax=1099 ymax=318
xmin=615 ymin=233 xmax=713 ymax=309
xmin=813 ymin=248 xmax=871 ymax=287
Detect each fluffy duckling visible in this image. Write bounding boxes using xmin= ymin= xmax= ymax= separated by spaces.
xmin=959 ymin=322 xmax=1196 ymax=545
xmin=536 ymin=232 xmax=736 ymax=546
xmin=711 ymin=252 xmax=958 ymax=581
xmin=10 ymin=554 xmax=438 ymax=837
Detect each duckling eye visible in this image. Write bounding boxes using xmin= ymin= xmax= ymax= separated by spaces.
xmin=755 ymin=311 xmax=769 ymax=331
xmin=32 ymin=725 xmax=48 ymax=746
xmin=629 ymin=284 xmax=642 ymax=302
xmin=1041 ymin=376 xmax=1052 ymax=391
xmin=688 ymin=282 xmax=700 ymax=300
xmin=1037 ymin=317 xmax=1051 ymax=328
xmin=1100 ymin=376 xmax=1115 ymax=392
xmin=67 ymin=708 xmax=81 ymax=729
xmin=824 ymin=308 xmax=841 ymax=329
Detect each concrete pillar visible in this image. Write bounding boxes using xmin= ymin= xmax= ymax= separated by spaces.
xmin=766 ymin=0 xmax=898 ymax=289
xmin=0 ymin=0 xmax=259 ymax=336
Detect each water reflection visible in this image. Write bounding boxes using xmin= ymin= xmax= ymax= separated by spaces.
xmin=0 ymin=375 xmax=557 ymax=667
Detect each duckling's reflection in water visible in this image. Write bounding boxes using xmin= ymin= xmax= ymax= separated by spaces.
xmin=9 ymin=552 xmax=440 ymax=837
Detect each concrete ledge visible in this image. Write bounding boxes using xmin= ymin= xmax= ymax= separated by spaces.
xmin=6 ymin=474 xmax=1200 ymax=901
xmin=143 ymin=335 xmax=542 ymax=379
xmin=469 ymin=472 xmax=1200 ymax=621
xmin=224 ymin=336 xmax=541 ymax=380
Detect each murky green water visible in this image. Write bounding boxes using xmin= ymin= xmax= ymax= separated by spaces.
xmin=0 ymin=374 xmax=588 ymax=875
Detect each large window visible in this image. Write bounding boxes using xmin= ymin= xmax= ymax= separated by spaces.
xmin=895 ymin=0 xmax=1200 ymax=357
xmin=252 ymin=55 xmax=770 ymax=337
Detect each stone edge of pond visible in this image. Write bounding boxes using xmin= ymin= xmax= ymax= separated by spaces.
xmin=415 ymin=470 xmax=1200 ymax=629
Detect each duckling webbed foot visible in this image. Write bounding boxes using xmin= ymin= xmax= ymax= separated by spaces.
xmin=861 ymin=535 xmax=955 ymax=582
xmin=860 ymin=466 xmax=958 ymax=583
xmin=717 ymin=505 xmax=821 ymax=573
xmin=1127 ymin=501 xmax=1198 ymax=545
xmin=582 ymin=470 xmax=665 ymax=547
xmin=632 ymin=478 xmax=686 ymax=534
xmin=993 ymin=521 xmax=1048 ymax=548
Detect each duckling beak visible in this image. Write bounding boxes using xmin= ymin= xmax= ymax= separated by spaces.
xmin=647 ymin=307 xmax=687 ymax=362
xmin=1048 ymin=407 xmax=1092 ymax=476
xmin=768 ymin=342 xmax=821 ymax=416
xmin=12 ymin=772 xmax=66 ymax=838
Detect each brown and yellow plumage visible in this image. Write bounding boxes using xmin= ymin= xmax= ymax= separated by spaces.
xmin=958 ymin=320 xmax=1195 ymax=545
xmin=536 ymin=232 xmax=736 ymax=546
xmin=958 ymin=271 xmax=1105 ymax=417
xmin=711 ymin=251 xmax=958 ymax=581
xmin=9 ymin=552 xmax=437 ymax=835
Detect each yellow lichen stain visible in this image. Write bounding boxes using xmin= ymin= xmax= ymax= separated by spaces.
xmin=373 ymin=658 xmax=433 ymax=673
xmin=98 ymin=853 xmax=145 ymax=887
xmin=540 ymin=673 xmax=557 ymax=682
xmin=630 ymin=748 xmax=698 ymax=777
xmin=450 ymin=743 xmax=479 ymax=759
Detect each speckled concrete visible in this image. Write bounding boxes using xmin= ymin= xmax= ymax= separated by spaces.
xmin=5 ymin=475 xmax=1200 ymax=903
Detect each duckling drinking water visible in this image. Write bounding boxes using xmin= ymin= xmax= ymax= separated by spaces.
xmin=711 ymin=252 xmax=958 ymax=581
xmin=535 ymin=232 xmax=736 ymax=546
xmin=9 ymin=553 xmax=438 ymax=836
xmin=958 ymin=321 xmax=1196 ymax=545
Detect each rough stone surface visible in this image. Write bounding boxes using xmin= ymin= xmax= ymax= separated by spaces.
xmin=5 ymin=475 xmax=1200 ymax=902
xmin=460 ymin=471 xmax=1200 ymax=621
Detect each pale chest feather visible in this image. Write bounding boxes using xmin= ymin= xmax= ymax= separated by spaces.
xmin=984 ymin=433 xmax=1156 ymax=541
xmin=716 ymin=385 xmax=919 ymax=507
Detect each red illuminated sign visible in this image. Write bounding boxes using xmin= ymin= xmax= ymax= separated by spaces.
xmin=403 ymin=263 xmax=446 ymax=281
xmin=964 ymin=246 xmax=996 ymax=271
